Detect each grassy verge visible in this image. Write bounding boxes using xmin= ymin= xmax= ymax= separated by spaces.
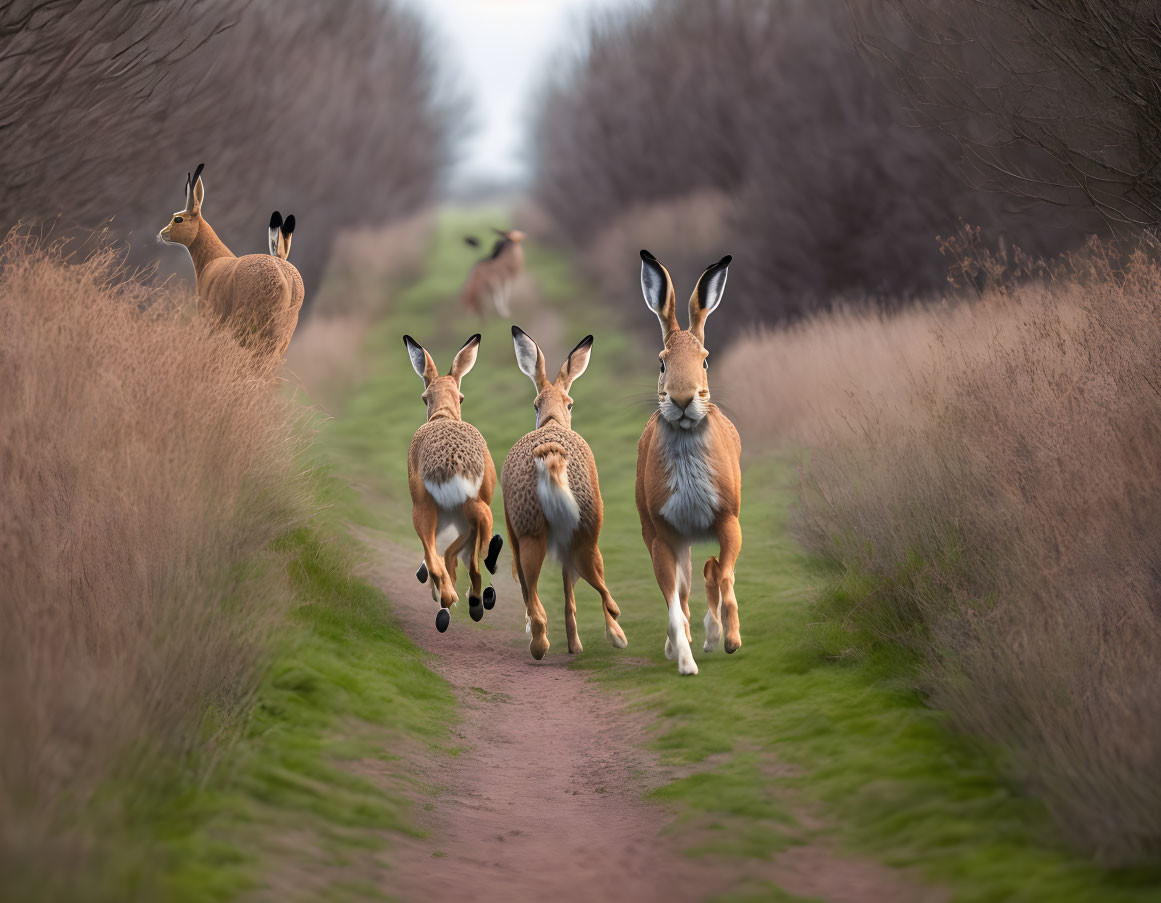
xmin=143 ymin=477 xmax=456 ymax=902
xmin=319 ymin=209 xmax=1161 ymax=902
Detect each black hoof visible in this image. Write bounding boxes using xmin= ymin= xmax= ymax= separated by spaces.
xmin=482 ymin=586 xmax=496 ymax=610
xmin=468 ymin=596 xmax=484 ymax=621
xmin=416 ymin=561 xmax=428 ymax=584
xmin=436 ymin=608 xmax=450 ymax=632
xmin=484 ymin=534 xmax=503 ymax=574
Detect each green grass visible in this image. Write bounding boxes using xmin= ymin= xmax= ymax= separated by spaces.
xmin=89 ymin=470 xmax=458 ymax=903
xmin=318 ymin=209 xmax=1161 ymax=903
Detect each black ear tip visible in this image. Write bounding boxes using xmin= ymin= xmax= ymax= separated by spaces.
xmin=269 ymin=211 xmax=282 ymax=229
xmin=582 ymin=334 xmax=594 ymax=347
xmin=511 ymin=324 xmax=524 ymax=338
xmin=283 ymin=214 xmax=295 ymax=235
xmin=192 ymin=162 xmax=205 ymax=181
xmin=640 ymin=249 xmax=655 ymax=262
xmin=465 ymin=333 xmax=481 ymax=346
xmin=720 ymin=254 xmax=732 ymax=266
xmin=403 ymin=334 xmax=416 ymax=347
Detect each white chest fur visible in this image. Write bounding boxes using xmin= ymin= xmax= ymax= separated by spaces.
xmin=657 ymin=424 xmax=719 ymax=537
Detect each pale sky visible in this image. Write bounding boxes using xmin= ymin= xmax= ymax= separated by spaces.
xmin=412 ymin=0 xmax=634 ymax=187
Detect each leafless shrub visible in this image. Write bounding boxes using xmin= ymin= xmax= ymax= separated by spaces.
xmin=584 ymin=190 xmax=733 ymax=305
xmin=0 ymin=0 xmax=459 ymax=295
xmin=737 ymin=244 xmax=1161 ymax=863
xmin=531 ymin=0 xmax=1094 ymax=336
xmin=0 ymin=233 xmax=310 ymax=893
xmin=857 ymin=0 xmax=1161 ymax=229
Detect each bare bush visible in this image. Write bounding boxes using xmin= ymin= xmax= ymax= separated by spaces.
xmin=730 ymin=246 xmax=1161 ymax=863
xmin=0 ymin=0 xmax=458 ymax=296
xmin=0 ymin=234 xmax=310 ymax=893
xmin=583 ymin=190 xmax=733 ymax=306
xmin=531 ymin=0 xmax=1094 ymax=336
xmin=858 ymin=0 xmax=1161 ymax=229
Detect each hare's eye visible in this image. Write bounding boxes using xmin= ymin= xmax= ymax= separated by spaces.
xmin=703 ymin=357 xmax=709 ymax=370
xmin=173 ymin=216 xmax=183 ymax=223
xmin=567 ymin=402 xmax=573 ymax=411
xmin=659 ymin=359 xmax=665 ymax=373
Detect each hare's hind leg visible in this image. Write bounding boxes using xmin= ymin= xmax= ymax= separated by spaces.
xmin=573 ymin=540 xmax=627 ymax=650
xmin=715 ymin=516 xmax=743 ymax=654
xmin=562 ymin=566 xmax=582 ymax=654
xmin=517 ymin=533 xmax=550 ymax=660
xmin=702 ymin=556 xmax=724 ymax=652
xmin=412 ymin=492 xmax=458 ymax=629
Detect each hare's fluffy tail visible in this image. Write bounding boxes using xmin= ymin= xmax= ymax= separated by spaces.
xmin=534 ymin=443 xmax=580 ymax=556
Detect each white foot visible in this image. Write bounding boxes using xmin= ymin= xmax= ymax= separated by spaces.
xmin=703 ymin=610 xmax=722 ymax=652
xmin=668 ymin=600 xmax=698 ymax=676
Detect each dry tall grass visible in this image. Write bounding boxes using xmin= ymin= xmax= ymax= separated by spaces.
xmin=0 ymin=234 xmax=309 ymax=892
xmin=723 ymin=245 xmax=1161 ymax=863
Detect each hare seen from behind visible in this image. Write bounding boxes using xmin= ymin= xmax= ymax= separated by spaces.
xmin=501 ymin=326 xmax=628 ymax=660
xmin=405 ymin=334 xmax=504 ymax=632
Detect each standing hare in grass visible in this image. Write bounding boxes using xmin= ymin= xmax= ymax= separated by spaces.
xmin=501 ymin=326 xmax=628 ymax=660
xmin=461 ymin=228 xmax=525 ymax=317
xmin=635 ymin=251 xmax=742 ymax=676
xmin=405 ymin=334 xmax=504 ymax=633
xmin=159 ymin=163 xmax=304 ymax=358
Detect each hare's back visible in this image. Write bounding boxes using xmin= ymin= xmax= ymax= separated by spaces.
xmin=502 ymin=425 xmax=598 ymax=537
xmin=412 ymin=420 xmax=488 ymax=489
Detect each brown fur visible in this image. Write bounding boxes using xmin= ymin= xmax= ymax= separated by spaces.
xmin=635 ymin=251 xmax=742 ymax=675
xmin=461 ymin=228 xmax=526 ymax=317
xmin=501 ymin=326 xmax=628 ymax=658
xmin=159 ymin=167 xmax=304 ymax=358
xmin=404 ymin=335 xmax=499 ymax=624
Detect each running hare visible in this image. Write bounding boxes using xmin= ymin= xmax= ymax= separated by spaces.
xmin=405 ymin=334 xmax=504 ymax=633
xmin=501 ymin=326 xmax=628 ymax=660
xmin=635 ymin=251 xmax=742 ymax=676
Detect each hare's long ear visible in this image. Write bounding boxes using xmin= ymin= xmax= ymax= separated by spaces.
xmin=512 ymin=325 xmax=549 ymax=391
xmin=640 ymin=250 xmax=678 ymax=340
xmin=403 ymin=334 xmax=439 ymax=386
xmin=556 ymin=334 xmax=593 ymax=391
xmin=190 ymin=162 xmax=205 ymax=214
xmin=689 ymin=255 xmax=731 ymax=343
xmin=449 ymin=333 xmax=481 ymax=384
xmin=268 ymin=212 xmax=283 ymax=255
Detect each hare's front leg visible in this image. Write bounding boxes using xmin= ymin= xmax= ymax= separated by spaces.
xmin=463 ymin=497 xmax=494 ymax=622
xmin=650 ymin=537 xmax=697 ymax=676
xmin=714 ymin=515 xmax=742 ymax=654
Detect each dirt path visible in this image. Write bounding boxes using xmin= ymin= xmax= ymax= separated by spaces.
xmin=357 ymin=532 xmax=946 ymax=903
xmin=358 ymin=534 xmax=723 ymax=903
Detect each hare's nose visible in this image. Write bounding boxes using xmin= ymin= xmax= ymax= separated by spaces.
xmin=671 ymin=392 xmax=695 ymax=411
